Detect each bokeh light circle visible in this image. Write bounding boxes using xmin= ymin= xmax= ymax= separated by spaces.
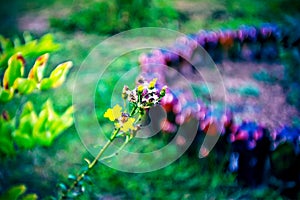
xmin=72 ymin=27 xmax=226 ymax=173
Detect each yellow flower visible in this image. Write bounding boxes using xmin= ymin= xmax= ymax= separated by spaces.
xmin=137 ymin=85 xmax=144 ymax=93
xmin=122 ymin=118 xmax=136 ymax=132
xmin=148 ymin=78 xmax=157 ymax=89
xmin=115 ymin=117 xmax=136 ymax=132
xmin=104 ymin=104 xmax=122 ymax=121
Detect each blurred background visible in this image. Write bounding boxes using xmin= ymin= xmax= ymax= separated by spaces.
xmin=0 ymin=0 xmax=299 ymax=199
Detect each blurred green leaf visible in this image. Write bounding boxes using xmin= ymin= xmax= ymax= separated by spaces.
xmin=13 ymin=78 xmax=37 ymax=95
xmin=12 ymin=102 xmax=37 ymax=149
xmin=3 ymin=53 xmax=25 ymax=89
xmin=12 ymin=130 xmax=35 ymax=149
xmin=0 ymin=87 xmax=14 ymax=102
xmin=40 ymin=61 xmax=73 ymax=90
xmin=58 ymin=183 xmax=67 ymax=192
xmin=32 ymin=100 xmax=73 ymax=146
xmin=0 ymin=114 xmax=15 ymax=156
xmin=28 ymin=53 xmax=49 ymax=82
xmin=0 ymin=33 xmax=60 ymax=69
xmin=21 ymin=194 xmax=38 ymax=200
xmin=0 ymin=185 xmax=26 ymax=200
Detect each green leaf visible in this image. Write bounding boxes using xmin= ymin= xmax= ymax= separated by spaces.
xmin=21 ymin=101 xmax=35 ymax=117
xmin=13 ymin=106 xmax=37 ymax=149
xmin=0 ymin=136 xmax=15 ymax=156
xmin=12 ymin=130 xmax=35 ymax=149
xmin=39 ymin=78 xmax=54 ymax=90
xmin=23 ymin=32 xmax=34 ymax=44
xmin=68 ymin=174 xmax=77 ymax=181
xmin=11 ymin=102 xmax=37 ymax=149
xmin=0 ymin=33 xmax=60 ymax=69
xmin=0 ymin=185 xmax=26 ymax=200
xmin=58 ymin=183 xmax=67 ymax=192
xmin=13 ymin=78 xmax=37 ymax=95
xmin=33 ymin=100 xmax=56 ymax=146
xmin=0 ymin=35 xmax=14 ymax=53
xmin=21 ymin=193 xmax=38 ymax=200
xmin=40 ymin=61 xmax=73 ymax=90
xmin=0 ymin=87 xmax=14 ymax=102
xmin=28 ymin=53 xmax=49 ymax=82
xmin=0 ymin=116 xmax=15 ymax=156
xmin=3 ymin=53 xmax=25 ymax=89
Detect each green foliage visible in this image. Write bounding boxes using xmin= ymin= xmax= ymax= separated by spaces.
xmin=0 ymin=112 xmax=15 ymax=156
xmin=13 ymin=100 xmax=74 ymax=148
xmin=0 ymin=33 xmax=60 ymax=69
xmin=0 ymin=37 xmax=74 ymax=157
xmin=0 ymin=53 xmax=73 ymax=102
xmin=0 ymin=184 xmax=38 ymax=200
xmin=0 ymin=100 xmax=73 ymax=156
xmin=50 ymin=0 xmax=179 ymax=34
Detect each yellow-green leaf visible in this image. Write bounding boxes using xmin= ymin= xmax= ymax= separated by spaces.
xmin=0 ymin=185 xmax=26 ymax=200
xmin=0 ymin=117 xmax=15 ymax=155
xmin=28 ymin=53 xmax=49 ymax=82
xmin=49 ymin=61 xmax=73 ymax=88
xmin=0 ymin=87 xmax=14 ymax=102
xmin=12 ymin=130 xmax=35 ymax=149
xmin=22 ymin=193 xmax=38 ymax=200
xmin=3 ymin=53 xmax=25 ymax=89
xmin=13 ymin=78 xmax=36 ymax=95
xmin=20 ymin=101 xmax=35 ymax=117
xmin=39 ymin=78 xmax=54 ymax=90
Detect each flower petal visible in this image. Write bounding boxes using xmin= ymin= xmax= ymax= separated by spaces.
xmin=121 ymin=118 xmax=136 ymax=132
xmin=104 ymin=104 xmax=122 ymax=121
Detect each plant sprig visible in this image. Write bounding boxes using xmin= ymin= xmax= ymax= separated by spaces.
xmin=58 ymin=77 xmax=167 ymax=199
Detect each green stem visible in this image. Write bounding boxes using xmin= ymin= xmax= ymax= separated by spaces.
xmin=60 ymin=128 xmax=120 ymax=199
xmin=130 ymin=105 xmax=137 ymax=116
xmin=60 ymin=105 xmax=143 ymax=199
xmin=100 ymin=135 xmax=132 ymax=161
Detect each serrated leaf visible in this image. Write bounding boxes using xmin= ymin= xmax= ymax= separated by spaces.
xmin=0 ymin=87 xmax=14 ymax=102
xmin=28 ymin=53 xmax=49 ymax=82
xmin=3 ymin=53 xmax=25 ymax=89
xmin=0 ymin=185 xmax=26 ymax=200
xmin=13 ymin=78 xmax=37 ymax=95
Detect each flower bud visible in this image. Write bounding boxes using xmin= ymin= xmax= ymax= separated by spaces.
xmin=148 ymin=78 xmax=157 ymax=89
xmin=160 ymin=86 xmax=167 ymax=97
xmin=122 ymin=85 xmax=129 ymax=99
xmin=137 ymin=85 xmax=144 ymax=94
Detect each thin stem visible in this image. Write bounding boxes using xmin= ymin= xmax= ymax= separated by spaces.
xmin=60 ymin=104 xmax=142 ymax=199
xmin=60 ymin=128 xmax=120 ymax=199
xmin=130 ymin=105 xmax=137 ymax=116
xmin=100 ymin=135 xmax=132 ymax=161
